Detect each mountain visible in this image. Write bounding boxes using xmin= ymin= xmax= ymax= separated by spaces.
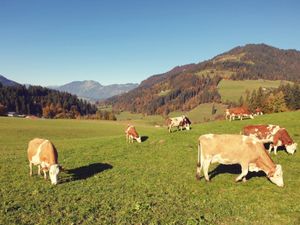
xmin=106 ymin=44 xmax=300 ymax=115
xmin=52 ymin=80 xmax=139 ymax=101
xmin=0 ymin=75 xmax=20 ymax=86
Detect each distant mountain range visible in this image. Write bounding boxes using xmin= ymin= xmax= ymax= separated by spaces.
xmin=50 ymin=81 xmax=138 ymax=101
xmin=0 ymin=74 xmax=138 ymax=101
xmin=0 ymin=75 xmax=20 ymax=86
xmin=106 ymin=43 xmax=300 ymax=114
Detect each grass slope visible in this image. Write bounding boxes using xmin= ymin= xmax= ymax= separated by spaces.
xmin=1 ymin=112 xmax=300 ymax=224
xmin=218 ymin=79 xmax=291 ymax=103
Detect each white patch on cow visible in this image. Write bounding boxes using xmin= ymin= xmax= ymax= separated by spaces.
xmin=211 ymin=154 xmax=230 ymax=164
xmin=242 ymin=135 xmax=249 ymax=142
xmin=49 ymin=164 xmax=60 ymax=185
xmin=248 ymin=163 xmax=261 ymax=172
xmin=269 ymin=164 xmax=284 ymax=187
xmin=271 ymin=126 xmax=281 ymax=135
xmin=31 ymin=140 xmax=49 ymax=165
xmin=254 ymin=128 xmax=258 ymax=132
xmin=286 ymin=143 xmax=297 ymax=154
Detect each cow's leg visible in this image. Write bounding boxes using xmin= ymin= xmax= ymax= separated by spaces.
xmin=268 ymin=144 xmax=273 ymax=154
xmin=38 ymin=165 xmax=41 ymax=176
xmin=29 ymin=162 xmax=33 ymax=176
xmin=202 ymin=159 xmax=211 ymax=181
xmin=196 ymin=144 xmax=203 ymax=180
xmin=274 ymin=146 xmax=278 ymax=155
xmin=43 ymin=170 xmax=47 ymax=180
xmin=235 ymin=164 xmax=248 ymax=182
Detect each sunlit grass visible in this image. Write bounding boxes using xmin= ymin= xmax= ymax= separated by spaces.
xmin=1 ymin=111 xmax=300 ymax=224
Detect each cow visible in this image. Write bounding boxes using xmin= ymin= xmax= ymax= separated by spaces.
xmin=243 ymin=125 xmax=297 ymax=155
xmin=27 ymin=138 xmax=61 ymax=185
xmin=125 ymin=125 xmax=141 ymax=143
xmin=255 ymin=108 xmax=263 ymax=116
xmin=196 ymin=134 xmax=284 ymax=187
xmin=225 ymin=107 xmax=254 ymax=121
xmin=166 ymin=115 xmax=191 ymax=133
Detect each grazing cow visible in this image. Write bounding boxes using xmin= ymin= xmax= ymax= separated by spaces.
xmin=125 ymin=125 xmax=141 ymax=143
xmin=27 ymin=138 xmax=61 ymax=185
xmin=243 ymin=125 xmax=297 ymax=155
xmin=196 ymin=134 xmax=284 ymax=187
xmin=225 ymin=107 xmax=254 ymax=121
xmin=166 ymin=115 xmax=191 ymax=133
xmin=255 ymin=108 xmax=263 ymax=116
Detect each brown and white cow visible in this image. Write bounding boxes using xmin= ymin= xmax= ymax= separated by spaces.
xmin=243 ymin=125 xmax=297 ymax=155
xmin=196 ymin=134 xmax=284 ymax=187
xmin=166 ymin=115 xmax=191 ymax=133
xmin=27 ymin=138 xmax=61 ymax=185
xmin=125 ymin=125 xmax=141 ymax=143
xmin=255 ymin=108 xmax=263 ymax=116
xmin=225 ymin=107 xmax=254 ymax=121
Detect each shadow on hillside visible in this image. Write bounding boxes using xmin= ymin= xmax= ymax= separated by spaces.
xmin=141 ymin=136 xmax=149 ymax=142
xmin=208 ymin=164 xmax=266 ymax=181
xmin=62 ymin=163 xmax=113 ymax=183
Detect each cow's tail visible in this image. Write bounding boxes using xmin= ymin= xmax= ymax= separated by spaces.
xmin=196 ymin=141 xmax=202 ymax=180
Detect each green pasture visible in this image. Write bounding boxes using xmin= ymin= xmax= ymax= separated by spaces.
xmin=218 ymin=79 xmax=291 ymax=103
xmin=1 ymin=111 xmax=300 ymax=224
xmin=116 ymin=111 xmax=164 ymax=126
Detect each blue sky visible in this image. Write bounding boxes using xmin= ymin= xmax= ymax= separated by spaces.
xmin=0 ymin=0 xmax=300 ymax=86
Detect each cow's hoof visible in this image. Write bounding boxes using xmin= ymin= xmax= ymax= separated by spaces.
xmin=195 ymin=174 xmax=201 ymax=180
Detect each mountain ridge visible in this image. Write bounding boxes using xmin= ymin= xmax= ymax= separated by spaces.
xmin=106 ymin=43 xmax=300 ymax=115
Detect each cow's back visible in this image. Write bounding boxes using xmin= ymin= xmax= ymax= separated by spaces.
xmin=199 ymin=134 xmax=265 ymax=164
xmin=243 ymin=125 xmax=269 ymax=137
xmin=27 ymin=138 xmax=58 ymax=165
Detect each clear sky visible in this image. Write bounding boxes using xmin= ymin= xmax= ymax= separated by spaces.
xmin=1 ymin=0 xmax=300 ymax=86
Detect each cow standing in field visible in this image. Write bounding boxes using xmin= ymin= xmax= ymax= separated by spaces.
xmin=125 ymin=125 xmax=141 ymax=143
xmin=196 ymin=134 xmax=284 ymax=187
xmin=166 ymin=115 xmax=191 ymax=133
xmin=225 ymin=107 xmax=254 ymax=121
xmin=27 ymin=138 xmax=61 ymax=185
xmin=243 ymin=125 xmax=297 ymax=155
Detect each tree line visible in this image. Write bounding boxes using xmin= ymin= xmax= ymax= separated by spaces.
xmin=235 ymin=83 xmax=300 ymax=113
xmin=0 ymin=83 xmax=118 ymax=120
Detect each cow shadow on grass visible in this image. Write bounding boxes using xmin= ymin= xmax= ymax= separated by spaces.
xmin=208 ymin=164 xmax=266 ymax=181
xmin=141 ymin=136 xmax=149 ymax=142
xmin=61 ymin=163 xmax=113 ymax=183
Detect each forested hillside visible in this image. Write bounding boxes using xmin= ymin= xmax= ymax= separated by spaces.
xmin=0 ymin=83 xmax=97 ymax=118
xmin=106 ymin=44 xmax=300 ymax=115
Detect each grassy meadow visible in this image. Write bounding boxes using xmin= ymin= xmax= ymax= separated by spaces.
xmin=218 ymin=79 xmax=291 ymax=103
xmin=1 ymin=111 xmax=300 ymax=224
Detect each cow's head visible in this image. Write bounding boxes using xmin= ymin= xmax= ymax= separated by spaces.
xmin=268 ymin=164 xmax=284 ymax=187
xmin=49 ymin=164 xmax=61 ymax=185
xmin=286 ymin=143 xmax=297 ymax=154
xmin=136 ymin=137 xmax=142 ymax=143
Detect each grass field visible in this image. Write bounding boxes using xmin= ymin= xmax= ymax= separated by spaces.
xmin=218 ymin=79 xmax=291 ymax=103
xmin=1 ymin=111 xmax=300 ymax=224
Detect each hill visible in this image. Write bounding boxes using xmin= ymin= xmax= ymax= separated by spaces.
xmin=106 ymin=44 xmax=300 ymax=115
xmin=52 ymin=80 xmax=138 ymax=101
xmin=0 ymin=74 xmax=20 ymax=86
xmin=0 ymin=85 xmax=97 ymax=118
